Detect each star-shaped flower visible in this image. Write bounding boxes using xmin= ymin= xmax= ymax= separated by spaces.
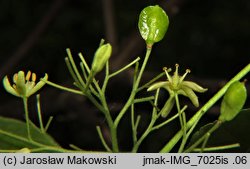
xmin=3 ymin=71 xmax=48 ymax=98
xmin=147 ymin=64 xmax=207 ymax=117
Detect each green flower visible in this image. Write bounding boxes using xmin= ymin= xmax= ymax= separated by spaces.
xmin=148 ymin=64 xmax=207 ymax=117
xmin=3 ymin=71 xmax=48 ymax=98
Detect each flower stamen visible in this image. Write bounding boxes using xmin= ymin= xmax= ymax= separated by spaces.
xmin=179 ymin=69 xmax=191 ymax=83
xmin=163 ymin=67 xmax=172 ymax=83
xmin=13 ymin=73 xmax=18 ymax=83
xmin=26 ymin=71 xmax=32 ymax=81
xmin=174 ymin=64 xmax=179 ymax=76
xmin=32 ymin=73 xmax=36 ymax=82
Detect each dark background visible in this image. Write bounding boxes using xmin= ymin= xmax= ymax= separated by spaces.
xmin=0 ymin=0 xmax=250 ymax=152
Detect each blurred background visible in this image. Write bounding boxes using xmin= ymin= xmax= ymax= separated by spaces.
xmin=0 ymin=0 xmax=250 ymax=152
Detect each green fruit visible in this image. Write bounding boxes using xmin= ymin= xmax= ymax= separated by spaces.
xmin=138 ymin=5 xmax=169 ymax=47
xmin=219 ymin=81 xmax=247 ymax=122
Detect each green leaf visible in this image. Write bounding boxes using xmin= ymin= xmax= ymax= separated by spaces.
xmin=188 ymin=121 xmax=217 ymax=147
xmin=138 ymin=5 xmax=169 ymax=46
xmin=0 ymin=116 xmax=60 ymax=152
xmin=219 ymin=81 xmax=247 ymax=122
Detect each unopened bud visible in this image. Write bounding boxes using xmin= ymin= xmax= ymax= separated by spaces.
xmin=91 ymin=43 xmax=112 ymax=74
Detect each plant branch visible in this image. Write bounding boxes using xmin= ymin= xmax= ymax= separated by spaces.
xmin=114 ymin=47 xmax=152 ymax=127
xmin=192 ymin=143 xmax=240 ymax=152
xmin=160 ymin=63 xmax=250 ymax=152
xmin=96 ymin=126 xmax=112 ymax=152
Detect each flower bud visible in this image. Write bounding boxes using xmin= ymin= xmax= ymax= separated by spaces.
xmin=160 ymin=95 xmax=175 ymax=118
xmin=91 ymin=43 xmax=112 ymax=74
xmin=138 ymin=5 xmax=169 ymax=47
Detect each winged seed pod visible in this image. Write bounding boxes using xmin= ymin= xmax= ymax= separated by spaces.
xmin=219 ymin=81 xmax=247 ymax=122
xmin=138 ymin=5 xmax=169 ymax=47
xmin=91 ymin=43 xmax=112 ymax=74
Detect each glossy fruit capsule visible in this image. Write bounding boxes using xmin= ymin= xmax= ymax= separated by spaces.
xmin=219 ymin=81 xmax=247 ymax=122
xmin=138 ymin=5 xmax=169 ymax=47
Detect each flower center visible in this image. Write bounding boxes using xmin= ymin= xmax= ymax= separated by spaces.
xmin=163 ymin=64 xmax=190 ymax=91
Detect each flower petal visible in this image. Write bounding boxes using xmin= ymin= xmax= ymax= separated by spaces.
xmin=177 ymin=89 xmax=187 ymax=96
xmin=16 ymin=71 xmax=26 ymax=96
xmin=147 ymin=81 xmax=169 ymax=91
xmin=182 ymin=81 xmax=207 ymax=93
xmin=2 ymin=76 xmax=20 ymax=97
xmin=26 ymin=73 xmax=48 ymax=97
xmin=181 ymin=86 xmax=199 ymax=107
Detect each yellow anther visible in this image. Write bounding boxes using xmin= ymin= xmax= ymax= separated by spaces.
xmin=13 ymin=73 xmax=18 ymax=83
xmin=26 ymin=71 xmax=32 ymax=81
xmin=31 ymin=73 xmax=36 ymax=82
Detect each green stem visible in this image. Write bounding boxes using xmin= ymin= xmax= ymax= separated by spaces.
xmin=96 ymin=126 xmax=112 ymax=152
xmin=201 ymin=133 xmax=210 ymax=152
xmin=131 ymin=88 xmax=159 ymax=152
xmin=131 ymin=104 xmax=137 ymax=144
xmin=79 ymin=63 xmax=99 ymax=96
xmin=152 ymin=105 xmax=187 ymax=131
xmin=65 ymin=58 xmax=82 ymax=88
xmin=97 ymin=91 xmax=118 ymax=152
xmin=84 ymin=71 xmax=95 ymax=92
xmin=102 ymin=61 xmax=110 ymax=92
xmin=132 ymin=120 xmax=154 ymax=152
xmin=109 ymin=57 xmax=140 ymax=78
xmin=92 ymin=76 xmax=118 ymax=152
xmin=36 ymin=94 xmax=45 ymax=133
xmin=175 ymin=94 xmax=187 ymax=153
xmin=160 ymin=63 xmax=250 ymax=153
xmin=192 ymin=143 xmax=240 ymax=152
xmin=134 ymin=96 xmax=155 ymax=104
xmin=103 ymin=47 xmax=152 ymax=152
xmin=69 ymin=144 xmax=85 ymax=151
xmin=43 ymin=80 xmax=84 ymax=95
xmin=74 ymin=53 xmax=118 ymax=152
xmin=44 ymin=116 xmax=53 ymax=132
xmin=114 ymin=47 xmax=152 ymax=127
xmin=66 ymin=48 xmax=86 ymax=87
xmin=184 ymin=120 xmax=222 ymax=153
xmin=23 ymin=97 xmax=31 ymax=140
xmin=175 ymin=94 xmax=184 ymax=129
